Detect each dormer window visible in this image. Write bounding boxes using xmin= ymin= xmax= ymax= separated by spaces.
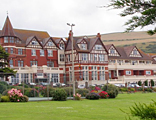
xmin=110 ymin=48 xmax=115 ymax=54
xmin=32 ymin=40 xmax=37 ymax=45
xmin=60 ymin=43 xmax=64 ymax=50
xmin=81 ymin=44 xmax=87 ymax=50
xmin=48 ymin=41 xmax=53 ymax=46
xmin=95 ymin=45 xmax=102 ymax=50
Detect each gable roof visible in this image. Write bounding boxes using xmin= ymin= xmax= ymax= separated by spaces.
xmin=1 ymin=16 xmax=16 ymax=37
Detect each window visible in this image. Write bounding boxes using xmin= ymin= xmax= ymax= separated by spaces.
xmin=60 ymin=54 xmax=64 ymax=61
xmin=32 ymin=40 xmax=37 ymax=45
xmin=110 ymin=48 xmax=115 ymax=54
xmin=100 ymin=71 xmax=105 ymax=80
xmin=10 ymin=48 xmax=14 ymax=54
xmin=5 ymin=48 xmax=8 ymax=53
xmin=95 ymin=45 xmax=102 ymax=50
xmin=10 ymin=37 xmax=14 ymax=43
xmin=133 ymin=49 xmax=137 ymax=55
xmin=99 ymin=54 xmax=104 ymax=61
xmin=81 ymin=44 xmax=86 ymax=50
xmin=48 ymin=50 xmax=53 ymax=56
xmin=82 ymin=54 xmax=88 ymax=61
xmin=94 ymin=54 xmax=97 ymax=61
xmin=4 ymin=37 xmax=8 ymax=43
xmin=146 ymin=71 xmax=151 ymax=75
xmin=11 ymin=73 xmax=19 ymax=84
xmin=59 ymin=43 xmax=64 ymax=50
xmin=92 ymin=71 xmax=94 ymax=80
xmin=82 ymin=71 xmax=85 ymax=80
xmin=47 ymin=61 xmax=54 ymax=67
xmin=90 ymin=54 xmax=93 ymax=61
xmin=18 ymin=60 xmax=23 ymax=67
xmin=48 ymin=41 xmax=53 ymax=46
xmin=67 ymin=54 xmax=70 ymax=62
xmin=31 ymin=49 xmax=36 ymax=56
xmin=51 ymin=74 xmax=59 ymax=83
xmin=9 ymin=60 xmax=13 ymax=67
xmin=21 ymin=73 xmax=29 ymax=84
xmin=18 ymin=49 xmax=22 ymax=55
xmin=86 ymin=71 xmax=88 ymax=80
xmin=126 ymin=71 xmax=131 ymax=75
xmin=30 ymin=61 xmax=38 ymax=66
xmin=40 ymin=49 xmax=44 ymax=56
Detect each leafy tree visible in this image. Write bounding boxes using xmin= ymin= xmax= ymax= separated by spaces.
xmin=107 ymin=0 xmax=156 ymax=35
xmin=0 ymin=45 xmax=16 ymax=79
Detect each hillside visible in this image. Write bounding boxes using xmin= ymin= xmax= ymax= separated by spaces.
xmin=89 ymin=31 xmax=156 ymax=53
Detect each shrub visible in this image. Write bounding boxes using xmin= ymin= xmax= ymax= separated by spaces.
xmin=144 ymin=80 xmax=148 ymax=86
xmin=138 ymin=87 xmax=143 ymax=91
xmin=150 ymin=79 xmax=154 ymax=87
xmin=52 ymin=88 xmax=67 ymax=101
xmin=20 ymin=95 xmax=29 ymax=102
xmin=25 ymin=88 xmax=38 ymax=97
xmin=144 ymin=88 xmax=153 ymax=92
xmin=41 ymin=87 xmax=55 ymax=97
xmin=99 ymin=91 xmax=109 ymax=99
xmin=63 ymin=87 xmax=73 ymax=97
xmin=86 ymin=92 xmax=100 ymax=100
xmin=2 ymin=89 xmax=9 ymax=96
xmin=1 ymin=96 xmax=10 ymax=102
xmin=130 ymin=88 xmax=135 ymax=92
xmin=76 ymin=89 xmax=89 ymax=97
xmin=8 ymin=88 xmax=24 ymax=102
xmin=120 ymin=87 xmax=128 ymax=92
xmin=73 ymin=93 xmax=81 ymax=100
xmin=90 ymin=90 xmax=98 ymax=93
xmin=138 ymin=81 xmax=142 ymax=86
xmin=0 ymin=84 xmax=7 ymax=94
xmin=102 ymin=84 xmax=119 ymax=98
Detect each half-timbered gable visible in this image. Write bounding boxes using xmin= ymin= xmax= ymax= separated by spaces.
xmin=129 ymin=47 xmax=142 ymax=57
xmin=26 ymin=36 xmax=42 ymax=48
xmin=106 ymin=44 xmax=120 ymax=57
xmin=77 ymin=38 xmax=88 ymax=50
xmin=43 ymin=37 xmax=57 ymax=49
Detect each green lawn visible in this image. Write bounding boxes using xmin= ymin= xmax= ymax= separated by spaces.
xmin=0 ymin=93 xmax=155 ymax=120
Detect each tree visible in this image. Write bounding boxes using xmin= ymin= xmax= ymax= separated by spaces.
xmin=0 ymin=45 xmax=16 ymax=79
xmin=107 ymin=0 xmax=156 ymax=35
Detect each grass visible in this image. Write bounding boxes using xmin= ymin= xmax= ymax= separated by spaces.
xmin=0 ymin=92 xmax=155 ymax=120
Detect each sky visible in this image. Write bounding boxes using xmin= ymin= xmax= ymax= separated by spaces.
xmin=0 ymin=0 xmax=152 ymax=37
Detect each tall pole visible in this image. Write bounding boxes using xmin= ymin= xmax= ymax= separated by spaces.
xmin=67 ymin=23 xmax=75 ymax=95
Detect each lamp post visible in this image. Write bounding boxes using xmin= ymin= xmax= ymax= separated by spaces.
xmin=67 ymin=23 xmax=75 ymax=95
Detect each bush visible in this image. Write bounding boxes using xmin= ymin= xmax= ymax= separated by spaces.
xmin=8 ymin=88 xmax=24 ymax=102
xmin=150 ymin=79 xmax=154 ymax=87
xmin=1 ymin=96 xmax=10 ymax=102
xmin=120 ymin=87 xmax=128 ymax=92
xmin=73 ymin=93 xmax=81 ymax=100
xmin=138 ymin=81 xmax=142 ymax=86
xmin=0 ymin=94 xmax=1 ymax=102
xmin=52 ymin=88 xmax=67 ymax=101
xmin=0 ymin=84 xmax=7 ymax=94
xmin=25 ymin=88 xmax=38 ymax=97
xmin=63 ymin=87 xmax=73 ymax=97
xmin=144 ymin=80 xmax=148 ymax=86
xmin=41 ymin=87 xmax=55 ymax=97
xmin=86 ymin=92 xmax=100 ymax=100
xmin=20 ymin=95 xmax=29 ymax=102
xmin=99 ymin=91 xmax=109 ymax=99
xmin=102 ymin=84 xmax=119 ymax=98
xmin=138 ymin=87 xmax=143 ymax=91
xmin=2 ymin=89 xmax=9 ymax=96
xmin=144 ymin=88 xmax=153 ymax=92
xmin=76 ymin=89 xmax=89 ymax=97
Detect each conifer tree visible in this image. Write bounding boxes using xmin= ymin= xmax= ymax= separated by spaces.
xmin=0 ymin=45 xmax=16 ymax=79
xmin=107 ymin=0 xmax=156 ymax=35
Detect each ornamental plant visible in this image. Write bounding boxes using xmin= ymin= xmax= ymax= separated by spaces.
xmin=99 ymin=91 xmax=109 ymax=99
xmin=86 ymin=92 xmax=100 ymax=100
xmin=8 ymin=88 xmax=24 ymax=102
xmin=73 ymin=93 xmax=81 ymax=100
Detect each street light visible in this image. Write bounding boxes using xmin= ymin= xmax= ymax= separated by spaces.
xmin=67 ymin=23 xmax=75 ymax=95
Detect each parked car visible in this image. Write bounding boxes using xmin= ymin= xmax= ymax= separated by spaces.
xmin=78 ymin=84 xmax=85 ymax=89
xmin=29 ymin=83 xmax=36 ymax=86
xmin=128 ymin=83 xmax=141 ymax=88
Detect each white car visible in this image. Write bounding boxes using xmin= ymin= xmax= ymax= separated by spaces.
xmin=78 ymin=84 xmax=85 ymax=89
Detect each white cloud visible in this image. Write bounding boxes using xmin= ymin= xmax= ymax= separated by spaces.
xmin=0 ymin=0 xmax=151 ymax=37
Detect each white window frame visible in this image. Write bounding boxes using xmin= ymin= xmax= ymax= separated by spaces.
xmin=126 ymin=71 xmax=131 ymax=75
xmin=31 ymin=49 xmax=36 ymax=56
xmin=60 ymin=54 xmax=64 ymax=61
xmin=99 ymin=54 xmax=104 ymax=61
xmin=59 ymin=43 xmax=64 ymax=50
xmin=40 ymin=49 xmax=44 ymax=56
xmin=82 ymin=54 xmax=88 ymax=61
xmin=95 ymin=45 xmax=102 ymax=50
xmin=146 ymin=71 xmax=151 ymax=75
xmin=81 ymin=44 xmax=86 ymax=50
xmin=48 ymin=50 xmax=53 ymax=56
xmin=48 ymin=41 xmax=53 ymax=46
